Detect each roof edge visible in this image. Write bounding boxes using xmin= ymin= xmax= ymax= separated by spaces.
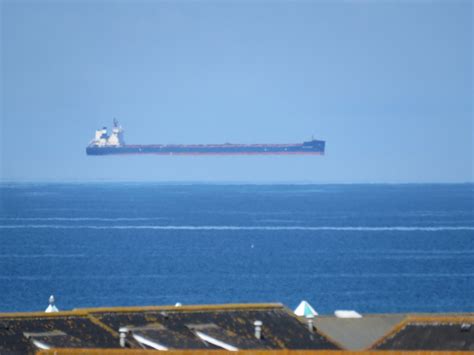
xmin=0 ymin=303 xmax=285 ymax=318
xmin=36 ymin=348 xmax=474 ymax=355
xmin=77 ymin=302 xmax=285 ymax=313
xmin=0 ymin=309 xmax=88 ymax=318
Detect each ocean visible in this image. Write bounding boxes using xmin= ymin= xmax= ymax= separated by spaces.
xmin=0 ymin=183 xmax=472 ymax=314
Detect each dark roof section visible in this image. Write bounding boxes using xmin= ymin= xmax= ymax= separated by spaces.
xmin=0 ymin=304 xmax=339 ymax=353
xmin=0 ymin=313 xmax=118 ymax=355
xmin=88 ymin=303 xmax=340 ymax=350
xmin=2 ymin=306 xmax=474 ymax=353
xmin=311 ymin=314 xmax=406 ymax=350
xmin=372 ymin=316 xmax=474 ymax=350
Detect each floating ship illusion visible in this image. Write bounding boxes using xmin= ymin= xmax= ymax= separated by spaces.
xmin=86 ymin=120 xmax=325 ymax=156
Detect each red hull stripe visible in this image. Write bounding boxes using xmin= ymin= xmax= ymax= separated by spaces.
xmin=92 ymin=152 xmax=324 ymax=156
xmin=124 ymin=144 xmax=306 ymax=148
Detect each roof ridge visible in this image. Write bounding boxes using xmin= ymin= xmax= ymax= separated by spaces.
xmin=0 ymin=309 xmax=88 ymax=318
xmin=365 ymin=315 xmax=409 ymax=350
xmin=76 ymin=303 xmax=284 ymax=313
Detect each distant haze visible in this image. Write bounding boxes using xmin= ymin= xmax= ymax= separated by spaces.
xmin=1 ymin=0 xmax=472 ymax=183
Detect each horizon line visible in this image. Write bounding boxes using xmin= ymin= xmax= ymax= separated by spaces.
xmin=0 ymin=180 xmax=473 ymax=185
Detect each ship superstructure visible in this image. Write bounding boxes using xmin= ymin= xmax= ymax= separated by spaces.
xmin=90 ymin=119 xmax=125 ymax=147
xmin=86 ymin=120 xmax=325 ymax=156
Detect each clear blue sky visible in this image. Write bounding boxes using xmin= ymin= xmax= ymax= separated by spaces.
xmin=1 ymin=0 xmax=472 ymax=183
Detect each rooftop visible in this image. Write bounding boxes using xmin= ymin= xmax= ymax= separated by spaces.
xmin=311 ymin=313 xmax=405 ymax=350
xmin=0 ymin=303 xmax=339 ymax=354
xmin=1 ymin=302 xmax=473 ymax=354
xmin=371 ymin=315 xmax=474 ymax=350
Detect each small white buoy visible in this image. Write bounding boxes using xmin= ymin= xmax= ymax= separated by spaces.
xmin=45 ymin=295 xmax=59 ymax=313
xmin=175 ymin=302 xmax=182 ymax=307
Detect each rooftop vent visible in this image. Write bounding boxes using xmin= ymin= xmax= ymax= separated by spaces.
xmin=294 ymin=300 xmax=318 ymax=317
xmin=160 ymin=311 xmax=169 ymax=320
xmin=194 ymin=330 xmax=238 ymax=351
xmin=187 ymin=323 xmax=239 ymax=351
xmin=254 ymin=320 xmax=262 ymax=340
xmin=119 ymin=327 xmax=128 ymax=348
xmin=334 ymin=310 xmax=362 ymax=318
xmin=45 ymin=295 xmax=59 ymax=313
xmin=132 ymin=333 xmax=169 ymax=351
xmin=30 ymin=339 xmax=50 ymax=350
xmin=24 ymin=330 xmax=68 ymax=350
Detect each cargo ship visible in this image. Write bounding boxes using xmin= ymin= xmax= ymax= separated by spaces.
xmin=86 ymin=120 xmax=325 ymax=156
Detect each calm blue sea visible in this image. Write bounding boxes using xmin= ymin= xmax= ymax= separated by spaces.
xmin=0 ymin=183 xmax=473 ymax=314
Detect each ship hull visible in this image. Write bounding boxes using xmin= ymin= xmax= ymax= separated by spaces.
xmin=86 ymin=141 xmax=325 ymax=156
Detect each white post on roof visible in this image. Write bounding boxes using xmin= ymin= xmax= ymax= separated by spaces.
xmin=254 ymin=320 xmax=262 ymax=339
xmin=306 ymin=314 xmax=314 ymax=333
xmin=119 ymin=327 xmax=128 ymax=348
xmin=45 ymin=295 xmax=59 ymax=313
